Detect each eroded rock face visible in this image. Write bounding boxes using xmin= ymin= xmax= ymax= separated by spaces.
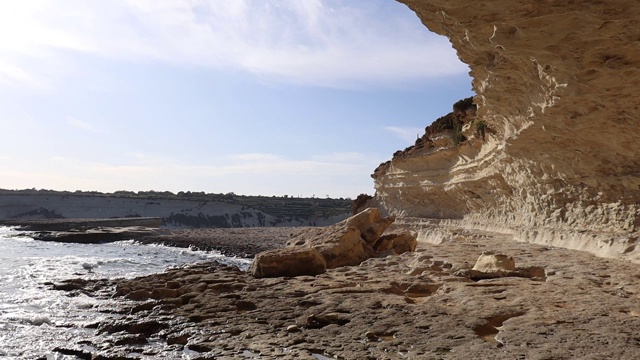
xmin=374 ymin=0 xmax=640 ymax=260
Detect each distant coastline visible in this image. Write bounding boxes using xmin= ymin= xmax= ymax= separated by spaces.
xmin=0 ymin=188 xmax=352 ymax=228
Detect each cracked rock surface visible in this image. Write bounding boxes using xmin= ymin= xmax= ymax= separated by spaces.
xmin=53 ymin=227 xmax=640 ymax=359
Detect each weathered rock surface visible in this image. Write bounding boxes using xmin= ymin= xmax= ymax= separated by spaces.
xmin=251 ymin=208 xmax=416 ymax=277
xmin=372 ymin=0 xmax=640 ymax=260
xmin=250 ymin=247 xmax=326 ymax=278
xmin=53 ymin=227 xmax=640 ymax=359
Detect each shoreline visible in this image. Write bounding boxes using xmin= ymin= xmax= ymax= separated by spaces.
xmin=1 ymin=218 xmax=303 ymax=257
xmin=136 ymin=227 xmax=312 ymax=258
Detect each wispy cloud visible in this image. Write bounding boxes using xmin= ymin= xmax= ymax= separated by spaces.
xmin=384 ymin=126 xmax=423 ymax=143
xmin=0 ymin=59 xmax=45 ymax=88
xmin=0 ymin=0 xmax=467 ymax=88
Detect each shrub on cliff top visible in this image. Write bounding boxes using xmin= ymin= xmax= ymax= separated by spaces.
xmin=453 ymin=97 xmax=476 ymax=113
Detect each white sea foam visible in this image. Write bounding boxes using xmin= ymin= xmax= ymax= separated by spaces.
xmin=0 ymin=226 xmax=251 ymax=358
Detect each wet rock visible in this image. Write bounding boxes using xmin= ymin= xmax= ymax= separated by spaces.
xmin=114 ymin=334 xmax=148 ymax=346
xmin=127 ymin=289 xmax=152 ymax=301
xmin=188 ymin=343 xmax=213 ymax=353
xmin=100 ymin=319 xmax=167 ymax=337
xmin=52 ymin=347 xmax=92 ymax=360
xmin=167 ymin=333 xmax=190 ymax=345
xmin=166 ymin=281 xmax=182 ymax=289
xmin=151 ymin=288 xmax=179 ymax=299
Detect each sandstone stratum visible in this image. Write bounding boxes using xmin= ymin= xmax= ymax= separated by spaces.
xmin=371 ymin=0 xmax=640 ymax=261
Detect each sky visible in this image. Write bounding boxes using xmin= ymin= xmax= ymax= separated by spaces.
xmin=0 ymin=0 xmax=473 ymax=199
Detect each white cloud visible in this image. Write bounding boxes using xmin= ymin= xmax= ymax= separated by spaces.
xmin=385 ymin=126 xmax=423 ymax=143
xmin=0 ymin=0 xmax=467 ymax=88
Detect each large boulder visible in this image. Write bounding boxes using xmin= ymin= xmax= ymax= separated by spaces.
xmin=251 ymin=208 xmax=410 ymax=278
xmin=250 ymin=247 xmax=326 ymax=278
xmin=287 ymin=224 xmax=375 ymax=269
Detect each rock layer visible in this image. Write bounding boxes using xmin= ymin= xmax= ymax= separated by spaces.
xmin=374 ymin=0 xmax=640 ymax=260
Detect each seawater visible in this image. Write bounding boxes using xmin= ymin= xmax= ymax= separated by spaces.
xmin=0 ymin=226 xmax=250 ymax=359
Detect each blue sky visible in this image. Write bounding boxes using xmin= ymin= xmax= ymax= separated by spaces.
xmin=0 ymin=0 xmax=473 ymax=198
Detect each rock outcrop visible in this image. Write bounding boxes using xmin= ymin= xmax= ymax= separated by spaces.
xmin=373 ymin=0 xmax=640 ymax=260
xmin=251 ymin=208 xmax=417 ymax=277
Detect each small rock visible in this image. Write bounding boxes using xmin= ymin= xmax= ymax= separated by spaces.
xmin=286 ymin=325 xmax=301 ymax=333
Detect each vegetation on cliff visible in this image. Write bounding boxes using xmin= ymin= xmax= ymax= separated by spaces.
xmin=373 ymin=96 xmax=480 ymax=177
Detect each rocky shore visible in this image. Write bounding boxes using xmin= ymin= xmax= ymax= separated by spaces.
xmin=50 ymin=223 xmax=640 ymax=359
xmin=136 ymin=227 xmax=312 ymax=258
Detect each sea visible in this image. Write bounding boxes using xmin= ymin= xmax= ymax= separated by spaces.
xmin=0 ymin=226 xmax=251 ymax=359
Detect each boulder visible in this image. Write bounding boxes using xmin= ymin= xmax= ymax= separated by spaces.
xmin=343 ymin=207 xmax=395 ymax=245
xmin=472 ymin=253 xmax=516 ymax=272
xmin=250 ymin=247 xmax=326 ymax=278
xmin=374 ymin=232 xmax=418 ymax=255
xmin=251 ymin=207 xmax=416 ymax=278
xmin=287 ymin=225 xmax=374 ymax=269
xmin=390 ymin=232 xmax=418 ymax=255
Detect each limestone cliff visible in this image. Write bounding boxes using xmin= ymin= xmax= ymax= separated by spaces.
xmin=374 ymin=0 xmax=640 ymax=260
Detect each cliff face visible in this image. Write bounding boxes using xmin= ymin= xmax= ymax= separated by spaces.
xmin=374 ymin=1 xmax=640 ymax=259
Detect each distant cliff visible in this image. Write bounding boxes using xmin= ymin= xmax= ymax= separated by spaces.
xmin=0 ymin=189 xmax=351 ymax=228
xmin=373 ymin=0 xmax=640 ymax=260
